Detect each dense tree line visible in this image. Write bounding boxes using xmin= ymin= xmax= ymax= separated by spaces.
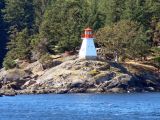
xmin=0 ymin=0 xmax=159 ymax=69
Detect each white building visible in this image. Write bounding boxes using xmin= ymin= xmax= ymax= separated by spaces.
xmin=79 ymin=27 xmax=97 ymax=59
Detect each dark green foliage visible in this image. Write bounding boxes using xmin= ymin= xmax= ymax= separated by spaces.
xmin=30 ymin=35 xmax=49 ymax=60
xmin=3 ymin=57 xmax=16 ymax=70
xmin=38 ymin=0 xmax=106 ymax=53
xmin=1 ymin=0 xmax=160 ymax=69
xmin=86 ymin=0 xmax=106 ymax=31
xmin=3 ymin=28 xmax=31 ymax=69
xmin=33 ymin=0 xmax=51 ymax=32
xmin=2 ymin=0 xmax=35 ymax=68
xmin=96 ymin=20 xmax=150 ymax=61
xmin=39 ymin=0 xmax=86 ymax=53
xmin=122 ymin=0 xmax=160 ymax=30
xmin=3 ymin=0 xmax=35 ymax=32
xmin=39 ymin=54 xmax=53 ymax=69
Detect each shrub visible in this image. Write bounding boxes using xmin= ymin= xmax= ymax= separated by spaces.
xmin=39 ymin=54 xmax=53 ymax=69
xmin=3 ymin=58 xmax=16 ymax=70
xmin=96 ymin=20 xmax=150 ymax=62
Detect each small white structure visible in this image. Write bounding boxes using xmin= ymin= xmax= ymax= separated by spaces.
xmin=79 ymin=27 xmax=97 ymax=59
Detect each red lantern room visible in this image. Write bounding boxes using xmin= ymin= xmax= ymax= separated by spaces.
xmin=81 ymin=27 xmax=94 ymax=38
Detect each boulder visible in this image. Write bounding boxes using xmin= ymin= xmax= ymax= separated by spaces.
xmin=145 ymin=87 xmax=155 ymax=92
xmin=69 ymin=82 xmax=84 ymax=88
xmin=2 ymin=82 xmax=21 ymax=90
xmin=22 ymin=80 xmax=36 ymax=89
xmin=145 ymin=79 xmax=158 ymax=87
xmin=86 ymin=88 xmax=98 ymax=93
xmin=25 ymin=61 xmax=43 ymax=75
xmin=4 ymin=92 xmax=16 ymax=96
xmin=69 ymin=88 xmax=86 ymax=93
xmin=0 ymin=58 xmax=158 ymax=94
xmin=106 ymin=74 xmax=134 ymax=89
xmin=105 ymin=88 xmax=126 ymax=93
xmin=1 ymin=69 xmax=30 ymax=84
xmin=96 ymin=88 xmax=105 ymax=93
xmin=0 ymin=89 xmax=16 ymax=96
xmin=55 ymin=89 xmax=68 ymax=94
xmin=95 ymin=72 xmax=116 ymax=84
xmin=0 ymin=68 xmax=7 ymax=80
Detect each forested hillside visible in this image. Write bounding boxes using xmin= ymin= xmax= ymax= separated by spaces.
xmin=0 ymin=0 xmax=160 ymax=69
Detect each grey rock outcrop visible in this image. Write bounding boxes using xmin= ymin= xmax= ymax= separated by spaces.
xmin=0 ymin=58 xmax=159 ymax=95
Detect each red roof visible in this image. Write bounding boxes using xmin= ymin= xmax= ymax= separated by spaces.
xmin=84 ymin=27 xmax=92 ymax=31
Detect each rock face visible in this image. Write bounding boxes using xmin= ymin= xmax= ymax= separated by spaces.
xmin=0 ymin=89 xmax=16 ymax=96
xmin=0 ymin=57 xmax=159 ymax=95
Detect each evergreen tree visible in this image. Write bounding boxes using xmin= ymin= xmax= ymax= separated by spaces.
xmin=33 ymin=0 xmax=51 ymax=32
xmin=1 ymin=0 xmax=160 ymax=69
xmin=123 ymin=0 xmax=160 ymax=30
xmin=86 ymin=0 xmax=106 ymax=31
xmin=38 ymin=0 xmax=90 ymax=53
xmin=103 ymin=0 xmax=126 ymax=25
xmin=3 ymin=0 xmax=35 ymax=68
xmin=3 ymin=0 xmax=35 ymax=32
xmin=3 ymin=28 xmax=31 ymax=69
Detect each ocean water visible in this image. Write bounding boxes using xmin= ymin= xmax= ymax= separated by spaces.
xmin=0 ymin=93 xmax=160 ymax=120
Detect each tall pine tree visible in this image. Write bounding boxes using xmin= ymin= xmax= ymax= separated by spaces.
xmin=3 ymin=0 xmax=35 ymax=68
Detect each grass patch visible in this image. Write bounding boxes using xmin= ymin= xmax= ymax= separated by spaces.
xmin=88 ymin=69 xmax=100 ymax=76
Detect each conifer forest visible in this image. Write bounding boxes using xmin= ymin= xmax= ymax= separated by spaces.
xmin=0 ymin=0 xmax=160 ymax=69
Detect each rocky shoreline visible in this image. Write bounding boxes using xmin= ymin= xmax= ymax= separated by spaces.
xmin=0 ymin=56 xmax=160 ymax=96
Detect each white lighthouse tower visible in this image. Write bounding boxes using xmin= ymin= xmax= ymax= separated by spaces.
xmin=79 ymin=27 xmax=97 ymax=59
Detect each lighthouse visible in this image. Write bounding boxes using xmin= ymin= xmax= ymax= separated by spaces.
xmin=79 ymin=27 xmax=97 ymax=59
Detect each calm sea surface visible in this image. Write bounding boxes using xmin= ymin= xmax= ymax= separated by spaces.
xmin=0 ymin=93 xmax=160 ymax=120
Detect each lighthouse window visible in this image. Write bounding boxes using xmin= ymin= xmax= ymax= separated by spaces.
xmin=86 ymin=31 xmax=92 ymax=34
